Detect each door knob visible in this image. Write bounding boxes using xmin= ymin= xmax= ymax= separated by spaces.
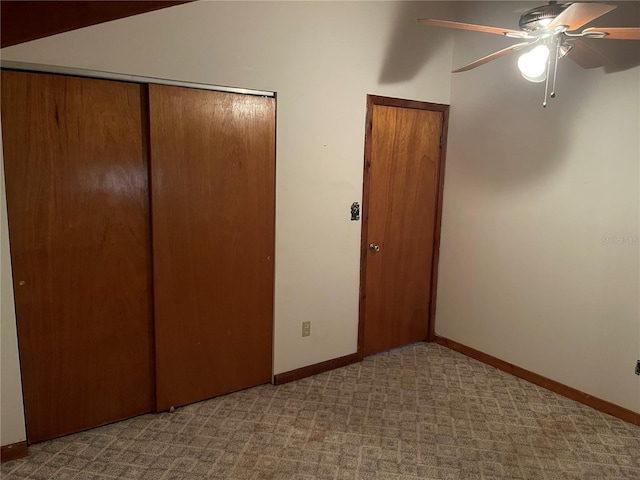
xmin=369 ymin=243 xmax=380 ymax=252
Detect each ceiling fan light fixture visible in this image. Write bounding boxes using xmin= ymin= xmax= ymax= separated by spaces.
xmin=418 ymin=2 xmax=640 ymax=106
xmin=518 ymin=44 xmax=550 ymax=82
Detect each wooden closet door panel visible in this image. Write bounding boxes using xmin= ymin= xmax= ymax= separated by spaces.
xmin=1 ymin=71 xmax=155 ymax=443
xmin=149 ymin=85 xmax=275 ymax=411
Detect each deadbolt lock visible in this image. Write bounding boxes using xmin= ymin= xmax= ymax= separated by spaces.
xmin=369 ymin=243 xmax=380 ymax=252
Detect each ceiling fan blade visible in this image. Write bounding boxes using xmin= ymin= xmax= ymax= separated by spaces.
xmin=452 ymin=42 xmax=530 ymax=73
xmin=548 ymin=3 xmax=616 ymax=32
xmin=418 ymin=19 xmax=526 ymax=37
xmin=566 ymin=40 xmax=608 ymax=69
xmin=582 ymin=27 xmax=640 ymax=40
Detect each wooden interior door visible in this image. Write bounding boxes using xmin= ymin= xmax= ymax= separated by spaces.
xmin=149 ymin=85 xmax=275 ymax=411
xmin=1 ymin=70 xmax=155 ymax=443
xmin=360 ymin=95 xmax=448 ymax=357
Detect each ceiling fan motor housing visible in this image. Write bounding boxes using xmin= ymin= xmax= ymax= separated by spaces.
xmin=519 ymin=2 xmax=571 ymax=31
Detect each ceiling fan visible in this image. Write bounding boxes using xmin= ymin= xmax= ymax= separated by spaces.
xmin=419 ymin=1 xmax=640 ymax=106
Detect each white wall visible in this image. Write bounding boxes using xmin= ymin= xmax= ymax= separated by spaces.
xmin=0 ymin=125 xmax=27 ymax=446
xmin=0 ymin=1 xmax=455 ymax=444
xmin=437 ymin=1 xmax=640 ymax=412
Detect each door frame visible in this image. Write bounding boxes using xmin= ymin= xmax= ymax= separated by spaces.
xmin=358 ymin=95 xmax=450 ymax=358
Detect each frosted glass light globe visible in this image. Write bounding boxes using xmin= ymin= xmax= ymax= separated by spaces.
xmin=518 ymin=45 xmax=550 ymax=83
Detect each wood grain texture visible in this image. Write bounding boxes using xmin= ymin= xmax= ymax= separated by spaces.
xmin=149 ymin=85 xmax=275 ymax=411
xmin=0 ymin=442 xmax=28 ymax=463
xmin=548 ymin=3 xmax=616 ymax=32
xmin=583 ymin=27 xmax=640 ymax=40
xmin=435 ymin=336 xmax=640 ymax=427
xmin=360 ymin=96 xmax=444 ymax=357
xmin=452 ymin=43 xmax=529 ymax=73
xmin=418 ymin=19 xmax=524 ymax=37
xmin=1 ymin=71 xmax=155 ymax=444
xmin=567 ymin=40 xmax=608 ymax=69
xmin=357 ymin=95 xmax=375 ymax=358
xmin=273 ymin=353 xmax=360 ymax=385
xmin=1 ymin=1 xmax=191 ymax=48
xmin=427 ymin=106 xmax=449 ymax=342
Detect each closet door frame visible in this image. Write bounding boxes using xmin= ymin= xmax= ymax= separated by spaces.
xmin=1 ymin=60 xmax=275 ymax=98
xmin=1 ymin=61 xmax=277 ymax=441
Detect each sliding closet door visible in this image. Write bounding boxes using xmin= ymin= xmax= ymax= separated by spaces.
xmin=149 ymin=85 xmax=275 ymax=411
xmin=1 ymin=71 xmax=155 ymax=443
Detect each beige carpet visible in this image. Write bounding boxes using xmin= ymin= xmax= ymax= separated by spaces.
xmin=2 ymin=343 xmax=639 ymax=479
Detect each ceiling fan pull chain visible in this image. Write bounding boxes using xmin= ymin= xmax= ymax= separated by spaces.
xmin=542 ymin=42 xmax=553 ymax=107
xmin=550 ymin=37 xmax=561 ymax=99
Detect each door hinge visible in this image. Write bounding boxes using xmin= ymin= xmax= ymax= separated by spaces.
xmin=439 ymin=135 xmax=443 ymax=149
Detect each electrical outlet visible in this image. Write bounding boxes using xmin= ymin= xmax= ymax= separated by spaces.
xmin=302 ymin=321 xmax=311 ymax=337
xmin=636 ymin=360 xmax=640 ymax=376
